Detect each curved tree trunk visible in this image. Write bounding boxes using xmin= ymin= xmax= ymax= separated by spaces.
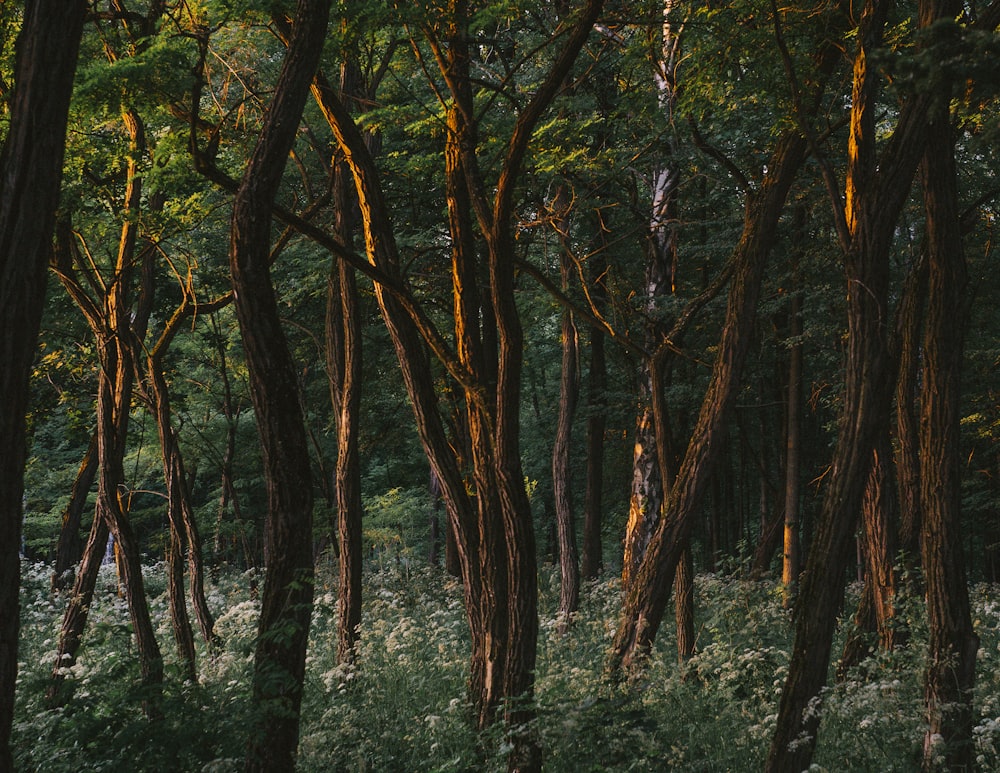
xmin=48 ymin=106 xmax=166 ymax=711
xmin=0 ymin=0 xmax=86 ymax=763
xmin=230 ymin=2 xmax=331 ymax=768
xmin=147 ymin=360 xmax=218 ymax=655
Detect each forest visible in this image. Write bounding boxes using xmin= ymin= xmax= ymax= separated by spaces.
xmin=1 ymin=0 xmax=999 ymax=769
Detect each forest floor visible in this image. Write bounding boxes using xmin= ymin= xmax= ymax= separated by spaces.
xmin=12 ymin=558 xmax=1000 ymax=771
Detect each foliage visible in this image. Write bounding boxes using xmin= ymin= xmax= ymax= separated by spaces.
xmin=14 ymin=559 xmax=1000 ymax=771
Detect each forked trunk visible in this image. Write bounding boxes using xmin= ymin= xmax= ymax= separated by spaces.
xmin=609 ymin=132 xmax=810 ymax=676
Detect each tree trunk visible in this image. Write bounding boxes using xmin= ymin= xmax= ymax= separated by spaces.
xmin=47 ymin=506 xmax=109 ymax=705
xmin=230 ymin=2 xmax=331 ymax=768
xmin=551 ymin=189 xmax=580 ymax=633
xmin=330 ymin=152 xmax=365 ymax=663
xmin=674 ymin=543 xmax=695 ymax=661
xmin=581 ymin=232 xmax=607 ymax=580
xmin=0 ymin=0 xmax=86 ymax=763
xmin=781 ymin=290 xmax=803 ymax=605
xmin=148 ymin=361 xmax=217 ymax=654
xmin=839 ymin=431 xmax=901 ymax=674
xmin=323 ymin=56 xmax=366 ymax=666
xmin=862 ymin=431 xmax=901 ymax=651
xmin=894 ymin=254 xmax=927 ymax=565
xmin=94 ymin=330 xmax=165 ymax=706
xmin=919 ymin=80 xmax=977 ymax=773
xmin=166 ymin=511 xmax=197 ymax=681
xmin=51 ymin=431 xmax=98 ymax=592
xmin=49 ymin=107 xmax=166 ymax=711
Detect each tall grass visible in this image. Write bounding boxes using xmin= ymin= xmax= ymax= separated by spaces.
xmin=13 ymin=559 xmax=1000 ymax=771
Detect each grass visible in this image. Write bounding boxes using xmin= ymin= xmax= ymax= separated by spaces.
xmin=12 ymin=558 xmax=1000 ymax=771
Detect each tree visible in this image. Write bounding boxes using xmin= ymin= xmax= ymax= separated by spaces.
xmin=550 ymin=186 xmax=581 ymax=633
xmin=226 ymin=0 xmax=332 ymax=767
xmin=765 ymin=0 xmax=958 ymax=766
xmin=918 ymin=44 xmax=978 ymax=767
xmin=0 ymin=1 xmax=87 ymax=763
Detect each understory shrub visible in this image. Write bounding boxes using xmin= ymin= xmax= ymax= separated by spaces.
xmin=13 ymin=560 xmax=1000 ymax=771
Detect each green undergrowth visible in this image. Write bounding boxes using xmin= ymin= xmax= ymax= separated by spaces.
xmin=13 ymin=560 xmax=1000 ymax=771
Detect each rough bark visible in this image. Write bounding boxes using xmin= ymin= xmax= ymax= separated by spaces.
xmin=919 ymin=79 xmax=977 ymax=773
xmin=622 ymin=70 xmax=677 ymax=586
xmin=49 ymin=108 xmax=166 ymax=710
xmin=324 ymin=57 xmax=366 ymax=667
xmin=230 ymin=1 xmax=331 ymax=768
xmin=147 ymin=357 xmax=218 ymax=655
xmin=674 ymin=544 xmax=695 ymax=661
xmin=895 ymin=255 xmax=927 ymax=564
xmin=839 ymin=431 xmax=901 ymax=674
xmin=0 ymin=0 xmax=86 ymax=763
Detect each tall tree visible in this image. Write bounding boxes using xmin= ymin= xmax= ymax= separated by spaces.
xmin=49 ymin=118 xmax=166 ymax=706
xmin=228 ymin=0 xmax=332 ymax=768
xmin=918 ymin=52 xmax=978 ymax=768
xmin=765 ymin=0 xmax=955 ymax=765
xmin=0 ymin=1 xmax=87 ymax=763
xmin=326 ymin=53 xmax=366 ymax=665
xmin=550 ymin=186 xmax=581 ymax=633
xmin=622 ymin=0 xmax=682 ymax=590
xmin=781 ymin=282 xmax=803 ymax=605
xmin=287 ymin=4 xmax=603 ymax=768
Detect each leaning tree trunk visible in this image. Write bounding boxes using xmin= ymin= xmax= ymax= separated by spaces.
xmin=229 ymin=2 xmax=331 ymax=769
xmin=94 ymin=330 xmax=165 ymax=706
xmin=147 ymin=355 xmax=218 ymax=654
xmin=0 ymin=0 xmax=86 ymax=763
xmin=918 ymin=79 xmax=977 ymax=773
xmin=51 ymin=431 xmax=99 ymax=592
xmin=48 ymin=108 xmax=166 ymax=710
